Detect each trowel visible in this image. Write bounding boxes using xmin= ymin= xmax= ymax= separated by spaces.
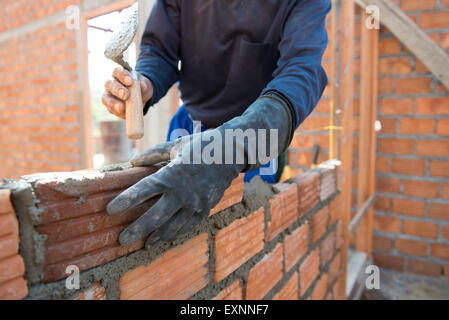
xmin=104 ymin=3 xmax=144 ymax=140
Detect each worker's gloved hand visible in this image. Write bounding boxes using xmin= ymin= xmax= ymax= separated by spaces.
xmin=102 ymin=67 xmax=154 ymax=119
xmin=107 ymin=92 xmax=294 ymax=248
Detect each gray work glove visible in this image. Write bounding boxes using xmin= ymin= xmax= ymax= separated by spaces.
xmin=107 ymin=92 xmax=294 ymax=248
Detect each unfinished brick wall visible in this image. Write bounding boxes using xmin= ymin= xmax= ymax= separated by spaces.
xmin=289 ymin=1 xmax=449 ymax=278
xmin=0 ymin=161 xmax=343 ymax=300
xmin=370 ymin=1 xmax=449 ymax=278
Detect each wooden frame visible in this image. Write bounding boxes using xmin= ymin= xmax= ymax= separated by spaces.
xmin=354 ymin=10 xmax=378 ymax=257
xmin=80 ymin=0 xmax=136 ymax=168
xmin=338 ymin=0 xmax=355 ymax=299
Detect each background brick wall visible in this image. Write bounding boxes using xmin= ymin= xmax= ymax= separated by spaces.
xmin=0 ymin=0 xmax=84 ymax=178
xmin=288 ymin=1 xmax=449 ymax=278
xmin=1 ymin=161 xmax=344 ymax=300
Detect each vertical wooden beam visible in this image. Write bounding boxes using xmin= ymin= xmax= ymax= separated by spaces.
xmin=329 ymin=0 xmax=339 ymax=160
xmin=355 ymin=10 xmax=378 ymax=257
xmin=338 ymin=0 xmax=355 ymax=299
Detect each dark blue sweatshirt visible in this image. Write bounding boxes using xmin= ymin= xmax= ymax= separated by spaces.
xmin=136 ymin=0 xmax=331 ymax=129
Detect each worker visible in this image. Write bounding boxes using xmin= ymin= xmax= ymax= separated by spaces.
xmin=102 ymin=0 xmax=331 ymax=248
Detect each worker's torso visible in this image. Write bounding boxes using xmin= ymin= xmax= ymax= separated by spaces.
xmin=177 ymin=0 xmax=295 ymax=127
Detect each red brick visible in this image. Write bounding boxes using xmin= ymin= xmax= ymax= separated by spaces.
xmin=407 ymin=259 xmax=441 ymax=277
xmin=391 ymin=158 xmax=425 ymax=176
xmin=273 ymin=272 xmax=298 ymax=300
xmin=401 ymin=0 xmax=436 ymax=11
xmin=429 ymin=203 xmax=449 ymax=221
xmin=376 ymin=157 xmax=390 ymax=173
xmin=373 ymin=253 xmax=404 ymax=271
xmin=120 ymin=234 xmax=208 ymax=300
xmin=442 ymin=183 xmax=449 ymax=200
xmin=380 ymin=98 xmax=413 ymax=115
xmin=0 ymin=214 xmax=18 ymax=237
xmin=403 ymin=220 xmax=439 ymax=239
xmin=329 ymin=195 xmax=343 ymax=224
xmin=373 ymin=215 xmax=400 ymax=233
xmin=328 ymin=253 xmax=341 ymax=285
xmin=74 ymin=282 xmax=106 ymax=300
xmin=417 ymin=97 xmax=449 ymax=115
xmin=374 ymin=196 xmax=391 ymax=212
xmin=210 ymin=174 xmax=244 ymax=215
xmin=379 ymin=138 xmax=413 ymax=155
xmin=395 ymin=238 xmax=428 ymax=257
xmin=291 ymin=171 xmax=319 ymax=217
xmin=45 ymin=240 xmax=144 ymax=283
xmin=379 ymin=57 xmax=412 ymax=75
xmin=312 ymin=207 xmax=329 ymax=243
xmin=0 ymin=190 xmax=14 ymax=215
xmin=299 ymin=249 xmax=320 ymax=296
xmin=0 ymin=255 xmax=25 ymax=284
xmin=0 ymin=235 xmax=19 ymax=261
xmin=443 ymin=225 xmax=449 ymax=241
xmin=213 ymin=280 xmax=242 ymax=300
xmin=320 ymin=230 xmax=336 ymax=266
xmin=396 ymin=78 xmax=431 ymax=95
xmin=27 ymin=166 xmax=160 ymax=203
xmin=431 ymin=243 xmax=449 ymax=260
xmin=416 ymin=140 xmax=449 ymax=157
xmin=246 ymin=244 xmax=283 ymax=300
xmin=0 ymin=277 xmax=28 ymax=300
xmin=318 ymin=162 xmax=338 ymax=201
xmin=284 ymin=222 xmax=309 ymax=271
xmin=399 ymin=118 xmax=434 ymax=135
xmin=311 ymin=274 xmax=328 ymax=300
xmin=379 ymin=38 xmax=401 ymax=55
xmin=420 ymin=10 xmax=449 ymax=29
xmin=266 ymin=183 xmax=298 ymax=241
xmin=403 ymin=180 xmax=438 ymax=198
xmin=392 ymin=198 xmax=425 ymax=217
xmin=379 ymin=78 xmax=394 ymax=95
xmin=214 ymin=208 xmax=265 ymax=282
xmin=376 ymin=177 xmax=400 ymax=193
xmin=379 ymin=118 xmax=397 ymax=134
xmin=437 ymin=119 xmax=449 ymax=136
xmin=373 ymin=236 xmax=393 ymax=252
xmin=429 ymin=161 xmax=449 ymax=178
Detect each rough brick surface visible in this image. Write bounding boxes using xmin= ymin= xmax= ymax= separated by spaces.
xmin=284 ymin=222 xmax=309 ymax=271
xmin=246 ymin=244 xmax=283 ymax=300
xmin=120 ymin=234 xmax=209 ymax=300
xmin=299 ymin=249 xmax=320 ymax=296
xmin=213 ymin=280 xmax=242 ymax=300
xmin=214 ymin=208 xmax=264 ymax=282
xmin=291 ymin=171 xmax=319 ymax=217
xmin=273 ymin=272 xmax=298 ymax=300
xmin=311 ymin=274 xmax=328 ymax=300
xmin=0 ymin=190 xmax=27 ymax=300
xmin=312 ymin=207 xmax=329 ymax=243
xmin=210 ymin=174 xmax=244 ymax=215
xmin=266 ymin=183 xmax=298 ymax=241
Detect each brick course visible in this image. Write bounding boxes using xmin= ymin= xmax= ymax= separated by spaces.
xmin=0 ymin=162 xmax=342 ymax=300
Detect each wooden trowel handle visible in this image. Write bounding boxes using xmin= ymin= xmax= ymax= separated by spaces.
xmin=126 ymin=70 xmax=144 ymax=140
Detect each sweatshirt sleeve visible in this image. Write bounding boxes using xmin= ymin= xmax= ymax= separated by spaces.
xmin=262 ymin=0 xmax=331 ymax=129
xmin=135 ymin=0 xmax=181 ymax=114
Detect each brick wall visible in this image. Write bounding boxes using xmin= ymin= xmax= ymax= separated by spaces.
xmin=0 ymin=161 xmax=343 ymax=300
xmin=371 ymin=0 xmax=449 ymax=278
xmin=0 ymin=0 xmax=85 ymax=178
xmin=288 ymin=1 xmax=449 ymax=278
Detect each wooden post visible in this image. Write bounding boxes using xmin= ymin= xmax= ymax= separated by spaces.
xmin=338 ymin=0 xmax=355 ymax=299
xmin=355 ymin=10 xmax=379 ymax=258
